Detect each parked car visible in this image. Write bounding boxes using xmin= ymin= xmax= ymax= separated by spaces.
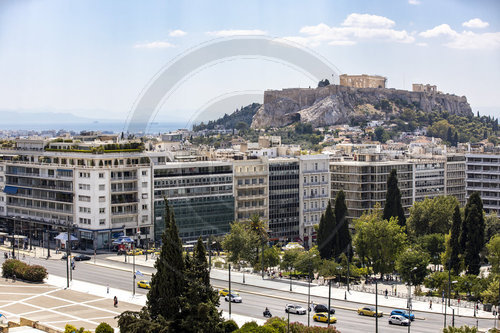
xmin=285 ymin=304 xmax=307 ymax=315
xmin=357 ymin=306 xmax=383 ymax=317
xmin=390 ymin=309 xmax=415 ymax=321
xmin=313 ymin=312 xmax=337 ymax=323
xmin=137 ymin=280 xmax=151 ymax=289
xmin=224 ymin=293 xmax=242 ymax=303
xmin=314 ymin=304 xmax=335 ymax=314
xmin=388 ymin=315 xmax=410 ymax=326
xmin=73 ymin=254 xmax=91 ymax=261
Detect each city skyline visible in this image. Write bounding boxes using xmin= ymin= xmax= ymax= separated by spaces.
xmin=0 ymin=0 xmax=499 ymax=128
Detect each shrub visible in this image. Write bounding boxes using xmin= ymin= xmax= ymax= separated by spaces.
xmin=222 ymin=319 xmax=239 ymax=333
xmin=2 ymin=259 xmax=47 ymax=282
xmin=23 ymin=265 xmax=48 ymax=282
xmin=95 ymin=322 xmax=114 ymax=333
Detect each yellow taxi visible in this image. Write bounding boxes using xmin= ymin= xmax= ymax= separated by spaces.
xmin=218 ymin=289 xmax=239 ymax=297
xmin=146 ymin=248 xmax=156 ymax=253
xmin=313 ymin=312 xmax=337 ymax=323
xmin=154 ymin=251 xmax=161 ymax=256
xmin=358 ymin=306 xmax=383 ymax=317
xmin=137 ymin=280 xmax=151 ymax=289
xmin=126 ymin=249 xmax=143 ymax=256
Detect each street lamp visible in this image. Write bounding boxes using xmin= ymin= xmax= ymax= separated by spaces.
xmin=327 ymin=277 xmax=333 ymax=328
xmin=375 ymin=279 xmax=379 ymax=333
xmin=307 ymin=254 xmax=317 ymax=327
xmin=289 ymin=265 xmax=293 ymax=292
xmin=451 ymin=280 xmax=458 ymax=327
xmin=407 ymin=266 xmax=418 ymax=333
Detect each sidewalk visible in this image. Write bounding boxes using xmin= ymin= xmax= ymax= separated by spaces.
xmin=102 ymin=253 xmax=496 ymax=320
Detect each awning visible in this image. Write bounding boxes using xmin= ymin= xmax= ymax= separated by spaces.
xmin=3 ymin=186 xmax=18 ymax=195
xmin=54 ymin=233 xmax=78 ymax=241
xmin=112 ymin=236 xmax=134 ymax=245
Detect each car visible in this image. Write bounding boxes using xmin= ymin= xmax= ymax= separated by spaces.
xmin=390 ymin=309 xmax=415 ymax=321
xmin=285 ymin=304 xmax=307 ymax=315
xmin=224 ymin=293 xmax=242 ymax=303
xmin=73 ymin=254 xmax=91 ymax=261
xmin=314 ymin=304 xmax=335 ymax=314
xmin=313 ymin=312 xmax=337 ymax=323
xmin=218 ymin=289 xmax=238 ymax=297
xmin=126 ymin=249 xmax=143 ymax=256
xmin=357 ymin=306 xmax=383 ymax=317
xmin=137 ymin=280 xmax=151 ymax=289
xmin=388 ymin=315 xmax=410 ymax=326
xmin=146 ymin=248 xmax=156 ymax=253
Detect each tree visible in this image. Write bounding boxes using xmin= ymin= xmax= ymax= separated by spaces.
xmin=180 ymin=237 xmax=223 ymax=332
xmin=95 ymin=323 xmax=114 ymax=333
xmin=318 ymin=79 xmax=330 ymax=87
xmin=280 ymin=249 xmax=301 ymax=272
xmin=294 ymin=247 xmax=321 ymax=276
xmin=449 ymin=205 xmax=462 ymax=274
xmin=417 ymin=233 xmax=445 ymax=266
xmin=481 ymin=276 xmax=499 ymax=305
xmin=262 ymin=246 xmax=280 ymax=271
xmin=485 ymin=212 xmax=500 ymax=243
xmin=407 ymin=196 xmax=459 ymax=237
xmin=353 ymin=205 xmax=407 ymax=275
xmin=374 ymin=127 xmax=390 ymax=143
xmin=146 ymin=199 xmax=185 ymax=322
xmin=424 ymin=271 xmax=453 ymax=295
xmin=395 ymin=247 xmax=430 ymax=286
xmin=442 ymin=325 xmax=478 ymax=333
xmin=333 ymin=190 xmax=352 ymax=260
xmin=317 ymin=201 xmax=336 ymax=260
xmin=460 ymin=192 xmax=485 ymax=275
xmin=486 ymin=234 xmax=500 ymax=274
xmin=383 ymin=169 xmax=406 ymax=229
xmin=222 ymin=222 xmax=255 ymax=264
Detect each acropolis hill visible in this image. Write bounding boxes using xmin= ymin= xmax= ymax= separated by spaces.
xmin=251 ymin=76 xmax=472 ymax=128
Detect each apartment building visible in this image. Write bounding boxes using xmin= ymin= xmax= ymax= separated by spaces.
xmin=466 ymin=153 xmax=500 ymax=215
xmin=268 ymin=157 xmax=300 ymax=242
xmin=330 ymin=158 xmax=414 ymax=222
xmin=0 ymin=149 xmax=152 ymax=249
xmin=411 ymin=158 xmax=446 ymax=202
xmin=152 ymin=161 xmax=234 ymax=241
xmin=299 ymin=155 xmax=331 ymax=246
xmin=233 ymin=157 xmax=269 ymax=222
xmin=445 ymin=154 xmax=466 ymax=206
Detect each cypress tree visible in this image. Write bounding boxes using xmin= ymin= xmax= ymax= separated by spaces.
xmin=383 ymin=169 xmax=406 ymax=229
xmin=146 ymin=199 xmax=185 ymax=322
xmin=333 ymin=190 xmax=352 ymax=259
xmin=317 ymin=201 xmax=336 ymax=260
xmin=180 ymin=237 xmax=223 ymax=332
xmin=449 ymin=204 xmax=462 ymax=274
xmin=461 ymin=192 xmax=485 ymax=275
xmin=453 ymin=132 xmax=458 ymax=147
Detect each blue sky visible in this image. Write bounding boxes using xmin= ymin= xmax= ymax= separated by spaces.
xmin=0 ymin=0 xmax=499 ymax=125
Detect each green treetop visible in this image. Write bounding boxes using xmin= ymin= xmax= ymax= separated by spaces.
xmin=383 ymin=169 xmax=406 ymax=229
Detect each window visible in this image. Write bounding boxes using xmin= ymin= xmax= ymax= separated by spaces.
xmin=142 ymin=193 xmax=148 ymax=199
xmin=79 ymin=184 xmax=90 ymax=190
xmin=142 ymin=204 xmax=148 ymax=210
xmin=99 ymin=208 xmax=105 ymax=214
xmin=99 ymin=173 xmax=105 ymax=178
xmin=79 ymin=172 xmax=90 ymax=178
xmin=322 ymin=175 xmax=325 ymax=182
xmin=142 ymin=182 xmax=148 ymax=188
xmin=79 ymin=217 xmax=91 ymax=224
xmin=304 ymin=177 xmax=307 ymax=183
xmin=79 ymin=207 xmax=91 ymax=213
xmin=99 ymin=196 xmax=105 ymax=202
xmin=99 ymin=219 xmax=105 ymax=225
xmin=315 ymin=163 xmax=318 ymax=170
xmin=99 ymin=184 xmax=105 ymax=191
xmin=142 ymin=170 xmax=147 ymax=176
xmin=142 ymin=215 xmax=149 ymax=223
xmin=78 ymin=195 xmax=91 ymax=202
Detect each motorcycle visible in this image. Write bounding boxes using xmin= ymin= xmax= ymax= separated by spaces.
xmin=263 ymin=310 xmax=272 ymax=318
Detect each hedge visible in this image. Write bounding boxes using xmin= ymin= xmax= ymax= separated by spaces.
xmin=2 ymin=259 xmax=47 ymax=282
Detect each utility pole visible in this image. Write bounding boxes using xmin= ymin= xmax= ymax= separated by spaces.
xmin=375 ymin=279 xmax=378 ymax=333
xmin=347 ymin=244 xmax=350 ymax=292
xmin=66 ymin=223 xmax=70 ymax=288
xmin=12 ymin=218 xmax=16 ymax=259
xmin=261 ymin=242 xmax=265 ymax=279
xmin=228 ymin=263 xmax=232 ymax=318
xmin=327 ymin=278 xmax=332 ymax=327
xmin=132 ymin=241 xmax=136 ymax=297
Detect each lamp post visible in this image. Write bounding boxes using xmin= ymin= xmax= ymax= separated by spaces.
xmin=228 ymin=263 xmax=232 ymax=318
xmin=289 ymin=265 xmax=293 ymax=292
xmin=307 ymin=254 xmax=317 ymax=327
xmin=407 ymin=267 xmax=418 ymax=333
xmin=11 ymin=218 xmax=16 ymax=259
xmin=132 ymin=240 xmax=136 ymax=297
xmin=375 ymin=279 xmax=379 ymax=333
xmin=66 ymin=223 xmax=71 ymax=288
xmin=327 ymin=278 xmax=332 ymax=328
xmin=450 ymin=280 xmax=458 ymax=327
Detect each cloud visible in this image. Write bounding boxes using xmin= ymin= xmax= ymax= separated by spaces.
xmin=342 ymin=13 xmax=395 ymax=29
xmin=419 ymin=24 xmax=457 ymax=38
xmin=290 ymin=14 xmax=414 ymax=47
xmin=420 ymin=23 xmax=500 ymax=49
xmin=462 ymin=18 xmax=489 ymax=29
xmin=169 ymin=29 xmax=187 ymax=37
xmin=416 ymin=42 xmax=428 ymax=47
xmin=408 ymin=0 xmax=421 ymax=5
xmin=206 ymin=29 xmax=267 ymax=37
xmin=134 ymin=41 xmax=176 ymax=49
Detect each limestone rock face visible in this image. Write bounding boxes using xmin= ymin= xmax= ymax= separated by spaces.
xmin=251 ymin=85 xmax=472 ymax=128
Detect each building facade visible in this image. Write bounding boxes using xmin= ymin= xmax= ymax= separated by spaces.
xmin=339 ymin=74 xmax=387 ymax=89
xmin=152 ymin=161 xmax=234 ymax=241
xmin=268 ymin=158 xmax=300 ymax=242
xmin=445 ymin=154 xmax=466 ymax=206
xmin=299 ymin=155 xmax=331 ymax=246
xmin=466 ymin=153 xmax=500 ymax=215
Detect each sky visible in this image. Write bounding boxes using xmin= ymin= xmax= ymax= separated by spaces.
xmin=0 ymin=0 xmax=499 ymax=128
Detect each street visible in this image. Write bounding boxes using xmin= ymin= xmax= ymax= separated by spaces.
xmin=2 ymin=254 xmax=494 ymax=333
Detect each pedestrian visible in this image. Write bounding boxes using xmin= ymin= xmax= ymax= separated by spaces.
xmin=107 ymin=284 xmax=110 ymax=294
xmin=385 ymin=289 xmax=388 ymax=299
xmin=429 ymin=300 xmax=432 ymax=309
xmin=12 ymin=273 xmax=16 ymax=282
xmin=114 ymin=296 xmax=118 ymax=307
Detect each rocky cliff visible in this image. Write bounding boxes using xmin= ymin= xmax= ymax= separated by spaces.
xmin=251 ymin=85 xmax=473 ymax=128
